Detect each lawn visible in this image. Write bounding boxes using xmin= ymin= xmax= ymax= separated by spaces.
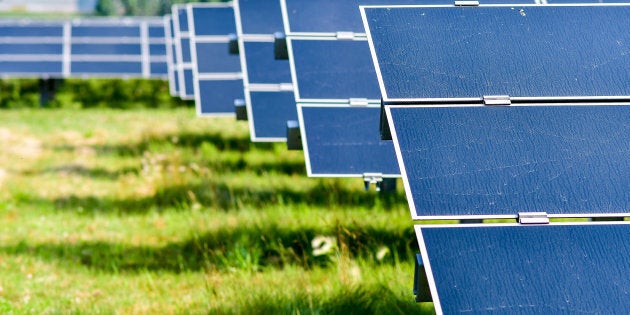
xmin=0 ymin=108 xmax=434 ymax=314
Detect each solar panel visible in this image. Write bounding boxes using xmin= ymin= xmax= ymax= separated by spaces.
xmin=363 ymin=4 xmax=630 ymax=306
xmin=386 ymin=104 xmax=630 ymax=220
xmin=0 ymin=18 xmax=168 ymax=79
xmin=163 ymin=16 xmax=180 ymax=96
xmin=69 ymin=18 xmax=167 ymax=78
xmin=416 ymin=222 xmax=630 ymax=313
xmin=0 ymin=20 xmax=64 ymax=77
xmin=289 ymin=38 xmax=381 ymax=102
xmin=238 ymin=0 xmax=285 ymax=34
xmin=363 ymin=4 xmax=630 ymax=103
xmin=172 ymin=5 xmax=195 ymax=99
xmin=188 ymin=3 xmax=243 ymax=116
xmin=299 ymin=105 xmax=399 ymax=177
xmin=235 ymin=0 xmax=295 ymax=141
xmin=164 ymin=14 xmax=179 ymax=96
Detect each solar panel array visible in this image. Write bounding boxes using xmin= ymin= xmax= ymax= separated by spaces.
xmin=186 ymin=3 xmax=244 ymax=116
xmin=281 ymin=0 xmax=401 ymax=182
xmin=234 ymin=0 xmax=295 ymax=141
xmin=172 ymin=5 xmax=195 ymax=100
xmin=363 ymin=3 xmax=630 ymax=312
xmin=4 ymin=1 xmax=629 ymax=312
xmin=0 ymin=17 xmax=168 ymax=79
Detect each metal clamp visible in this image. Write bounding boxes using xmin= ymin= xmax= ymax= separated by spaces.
xmin=336 ymin=31 xmax=356 ymax=40
xmin=349 ymin=98 xmax=369 ymax=106
xmin=483 ymin=95 xmax=511 ymax=106
xmin=454 ymin=0 xmax=480 ymax=6
xmin=518 ymin=212 xmax=550 ymax=225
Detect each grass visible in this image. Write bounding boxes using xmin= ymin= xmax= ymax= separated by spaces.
xmin=0 ymin=108 xmax=434 ymax=314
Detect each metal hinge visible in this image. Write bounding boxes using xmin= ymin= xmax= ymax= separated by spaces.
xmin=483 ymin=95 xmax=511 ymax=106
xmin=454 ymin=0 xmax=480 ymax=6
xmin=363 ymin=173 xmax=383 ymax=191
xmin=349 ymin=98 xmax=369 ymax=106
xmin=278 ymin=83 xmax=294 ymax=91
xmin=518 ymin=212 xmax=550 ymax=225
xmin=336 ymin=31 xmax=356 ymax=40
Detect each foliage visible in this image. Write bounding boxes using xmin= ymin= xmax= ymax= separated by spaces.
xmin=0 ymin=79 xmax=192 ymax=109
xmin=95 ymin=0 xmax=228 ymax=16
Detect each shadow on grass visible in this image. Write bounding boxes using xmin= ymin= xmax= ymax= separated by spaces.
xmin=42 ymin=180 xmax=407 ymax=214
xmin=51 ymin=130 xmax=275 ymax=156
xmin=223 ymin=285 xmax=434 ymax=315
xmin=20 ymin=164 xmax=139 ymax=179
xmin=0 ymin=224 xmax=418 ymax=273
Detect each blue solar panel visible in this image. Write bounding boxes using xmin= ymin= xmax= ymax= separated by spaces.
xmin=416 ymin=223 xmax=630 ymax=314
xmin=290 ymin=38 xmax=381 ymax=101
xmin=149 ymin=43 xmax=166 ymax=56
xmin=0 ymin=61 xmax=62 ymax=75
xmin=148 ymin=25 xmax=165 ymax=38
xmin=239 ymin=0 xmax=284 ymax=34
xmin=387 ymin=104 xmax=630 ymax=220
xmin=164 ymin=16 xmax=179 ymax=96
xmin=71 ymin=61 xmax=143 ymax=75
xmin=191 ymin=6 xmax=236 ymax=36
xmin=0 ymin=25 xmax=63 ymax=36
xmin=197 ymin=79 xmax=245 ymax=116
xmin=177 ymin=7 xmax=189 ymax=32
xmin=180 ymin=38 xmax=192 ymax=63
xmin=150 ymin=62 xmax=168 ymax=75
xmin=195 ymin=42 xmax=240 ymax=73
xmin=72 ymin=44 xmax=142 ymax=55
xmin=363 ymin=5 xmax=630 ymax=102
xmin=243 ymin=42 xmax=292 ymax=84
xmin=0 ymin=18 xmax=167 ymax=79
xmin=0 ymin=44 xmax=62 ymax=55
xmin=248 ymin=91 xmax=297 ymax=140
xmin=235 ymin=0 xmax=294 ymax=141
xmin=72 ymin=25 xmax=140 ymax=37
xmin=300 ymin=105 xmax=399 ymax=177
xmin=189 ymin=3 xmax=242 ymax=115
xmin=282 ymin=0 xmax=508 ymax=34
xmin=173 ymin=5 xmax=195 ymax=99
xmin=183 ymin=69 xmax=195 ymax=98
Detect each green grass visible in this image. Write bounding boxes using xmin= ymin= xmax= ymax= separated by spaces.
xmin=0 ymin=108 xmax=434 ymax=314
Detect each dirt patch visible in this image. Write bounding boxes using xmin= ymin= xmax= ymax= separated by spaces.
xmin=0 ymin=128 xmax=43 ymax=160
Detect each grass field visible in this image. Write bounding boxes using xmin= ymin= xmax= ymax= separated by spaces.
xmin=0 ymin=108 xmax=434 ymax=314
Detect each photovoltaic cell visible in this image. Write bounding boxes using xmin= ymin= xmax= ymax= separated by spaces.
xmin=363 ymin=5 xmax=630 ymax=102
xmin=417 ymin=223 xmax=630 ymax=314
xmin=300 ymin=105 xmax=399 ymax=177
